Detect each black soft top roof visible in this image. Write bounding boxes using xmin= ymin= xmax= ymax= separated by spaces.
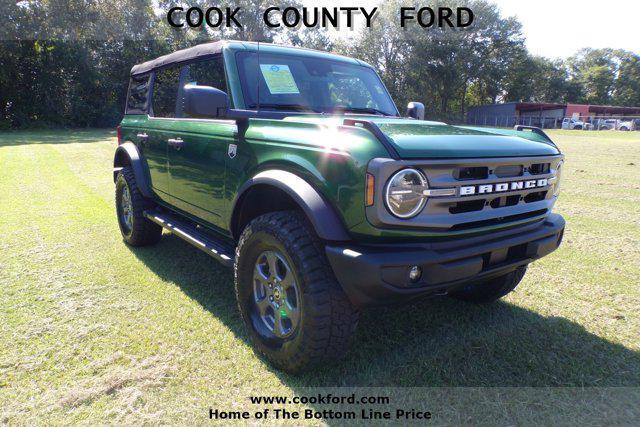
xmin=130 ymin=41 xmax=224 ymax=76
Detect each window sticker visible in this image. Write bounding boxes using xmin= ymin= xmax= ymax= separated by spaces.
xmin=259 ymin=64 xmax=300 ymax=94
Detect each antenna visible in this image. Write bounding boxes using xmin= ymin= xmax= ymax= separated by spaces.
xmin=256 ymin=40 xmax=260 ymax=112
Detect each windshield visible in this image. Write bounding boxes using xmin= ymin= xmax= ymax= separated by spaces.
xmin=235 ymin=51 xmax=398 ymax=116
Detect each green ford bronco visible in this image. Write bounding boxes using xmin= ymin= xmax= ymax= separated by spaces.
xmin=115 ymin=40 xmax=565 ymax=372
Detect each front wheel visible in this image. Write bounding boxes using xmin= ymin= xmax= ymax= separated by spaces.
xmin=234 ymin=211 xmax=358 ymax=373
xmin=115 ymin=167 xmax=162 ymax=246
xmin=449 ymin=266 xmax=527 ymax=304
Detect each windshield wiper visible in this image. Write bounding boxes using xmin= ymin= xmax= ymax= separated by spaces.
xmin=248 ymin=103 xmax=320 ymax=113
xmin=333 ymin=107 xmax=394 ymax=116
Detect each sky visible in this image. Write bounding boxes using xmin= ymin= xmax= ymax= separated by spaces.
xmin=493 ymin=0 xmax=639 ymax=58
xmin=302 ymin=0 xmax=639 ymax=58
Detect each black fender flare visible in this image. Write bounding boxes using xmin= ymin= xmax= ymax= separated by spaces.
xmin=231 ymin=170 xmax=351 ymax=242
xmin=113 ymin=142 xmax=152 ymax=198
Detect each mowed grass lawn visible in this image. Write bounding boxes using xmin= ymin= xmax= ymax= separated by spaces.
xmin=1 ymin=129 xmax=639 ymax=423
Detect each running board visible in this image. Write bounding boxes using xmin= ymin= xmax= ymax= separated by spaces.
xmin=144 ymin=209 xmax=235 ymax=268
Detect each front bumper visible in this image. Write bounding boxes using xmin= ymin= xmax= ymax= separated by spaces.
xmin=326 ymin=213 xmax=565 ymax=307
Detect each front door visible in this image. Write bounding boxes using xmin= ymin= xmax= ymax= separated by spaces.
xmin=165 ymin=122 xmax=236 ymax=229
xmin=165 ymin=56 xmax=235 ymax=230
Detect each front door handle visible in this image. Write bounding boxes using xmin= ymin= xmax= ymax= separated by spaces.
xmin=167 ymin=138 xmax=184 ymax=150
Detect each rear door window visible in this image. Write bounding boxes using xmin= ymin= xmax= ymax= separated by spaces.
xmin=152 ymin=66 xmax=181 ymax=118
xmin=126 ymin=74 xmax=151 ymax=114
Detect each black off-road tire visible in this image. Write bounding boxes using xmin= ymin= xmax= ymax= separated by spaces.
xmin=115 ymin=167 xmax=162 ymax=246
xmin=234 ymin=211 xmax=359 ymax=373
xmin=449 ymin=266 xmax=528 ymax=304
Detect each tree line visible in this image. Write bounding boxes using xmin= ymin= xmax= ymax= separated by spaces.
xmin=2 ymin=0 xmax=639 ymax=129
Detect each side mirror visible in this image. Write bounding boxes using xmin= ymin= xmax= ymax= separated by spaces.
xmin=183 ymin=84 xmax=229 ymax=118
xmin=406 ymin=102 xmax=425 ymax=120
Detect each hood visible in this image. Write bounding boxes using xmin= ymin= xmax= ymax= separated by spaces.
xmin=284 ymin=116 xmax=560 ymax=159
xmin=374 ymin=120 xmax=560 ymax=158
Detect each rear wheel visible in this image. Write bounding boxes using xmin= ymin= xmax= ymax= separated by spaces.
xmin=234 ymin=211 xmax=358 ymax=373
xmin=449 ymin=266 xmax=527 ymax=304
xmin=115 ymin=167 xmax=162 ymax=246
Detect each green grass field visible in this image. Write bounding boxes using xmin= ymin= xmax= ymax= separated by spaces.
xmin=1 ymin=129 xmax=639 ymax=424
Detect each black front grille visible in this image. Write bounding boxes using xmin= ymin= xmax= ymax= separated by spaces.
xmin=489 ymin=195 xmax=520 ymax=209
xmin=454 ymin=167 xmax=488 ymax=180
xmin=529 ymin=163 xmax=550 ymax=175
xmin=524 ymin=191 xmax=547 ymax=203
xmin=449 ymin=199 xmax=485 ymax=214
xmin=449 ymin=209 xmax=548 ymax=231
xmin=495 ymin=164 xmax=524 ymax=178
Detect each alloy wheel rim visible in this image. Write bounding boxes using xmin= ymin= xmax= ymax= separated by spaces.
xmin=121 ymin=185 xmax=133 ymax=231
xmin=252 ymin=250 xmax=300 ymax=338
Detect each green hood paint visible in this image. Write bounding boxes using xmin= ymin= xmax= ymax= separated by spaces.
xmin=283 ymin=116 xmax=560 ymax=159
xmin=376 ymin=121 xmax=559 ymax=158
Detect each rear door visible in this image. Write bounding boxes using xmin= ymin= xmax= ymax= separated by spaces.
xmin=144 ymin=65 xmax=183 ymax=200
xmin=123 ymin=73 xmax=170 ymax=197
xmin=165 ymin=56 xmax=237 ymax=230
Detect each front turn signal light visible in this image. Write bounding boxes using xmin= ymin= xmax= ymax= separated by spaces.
xmin=366 ymin=173 xmax=375 ymax=206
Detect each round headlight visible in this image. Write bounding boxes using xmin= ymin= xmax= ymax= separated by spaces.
xmin=385 ymin=168 xmax=428 ymax=218
xmin=553 ymin=161 xmax=563 ymax=196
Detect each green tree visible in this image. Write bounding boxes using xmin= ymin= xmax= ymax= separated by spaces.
xmin=612 ymin=50 xmax=640 ymax=106
xmin=567 ymin=48 xmax=616 ymax=105
xmin=3 ymin=0 xmax=178 ymax=128
xmin=503 ymin=55 xmax=572 ymax=103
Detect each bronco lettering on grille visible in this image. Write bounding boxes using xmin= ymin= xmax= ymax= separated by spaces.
xmin=459 ymin=178 xmax=549 ymax=196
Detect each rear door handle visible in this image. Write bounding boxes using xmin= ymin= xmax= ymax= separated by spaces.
xmin=167 ymin=138 xmax=185 ymax=150
xmin=136 ymin=133 xmax=148 ymax=144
